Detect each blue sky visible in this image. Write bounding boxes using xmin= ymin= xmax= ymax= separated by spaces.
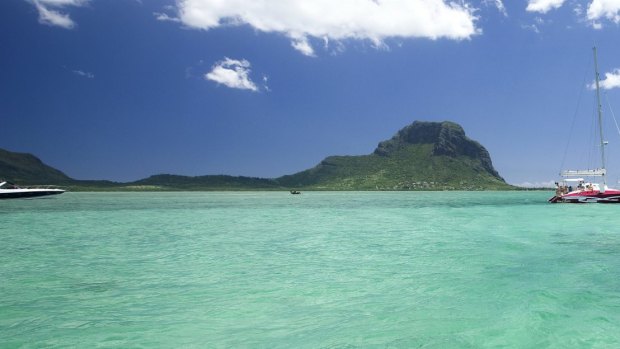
xmin=2 ymin=0 xmax=620 ymax=186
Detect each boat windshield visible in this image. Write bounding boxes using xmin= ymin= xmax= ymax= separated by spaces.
xmin=0 ymin=181 xmax=19 ymax=189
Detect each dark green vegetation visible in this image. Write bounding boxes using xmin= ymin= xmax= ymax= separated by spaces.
xmin=0 ymin=148 xmax=71 ymax=185
xmin=132 ymin=174 xmax=280 ymax=191
xmin=0 ymin=121 xmax=514 ymax=191
xmin=278 ymin=121 xmax=510 ymax=190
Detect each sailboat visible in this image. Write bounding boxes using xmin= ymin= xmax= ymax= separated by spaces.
xmin=549 ymin=47 xmax=620 ymax=203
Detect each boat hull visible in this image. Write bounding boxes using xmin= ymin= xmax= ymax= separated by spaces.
xmin=548 ymin=190 xmax=620 ymax=203
xmin=0 ymin=189 xmax=65 ymax=199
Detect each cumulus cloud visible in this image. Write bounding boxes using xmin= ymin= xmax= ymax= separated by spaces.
xmin=587 ymin=0 xmax=620 ymax=24
xmin=29 ymin=0 xmax=88 ymax=29
xmin=205 ymin=58 xmax=258 ymax=92
xmin=526 ymin=0 xmax=567 ymax=13
xmin=589 ymin=69 xmax=620 ymax=90
xmin=174 ymin=0 xmax=479 ymax=56
xmin=526 ymin=0 xmax=620 ymax=26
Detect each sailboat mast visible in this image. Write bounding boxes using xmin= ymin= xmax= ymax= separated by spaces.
xmin=593 ymin=46 xmax=606 ymax=186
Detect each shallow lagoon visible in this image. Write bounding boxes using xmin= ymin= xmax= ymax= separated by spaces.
xmin=2 ymin=191 xmax=620 ymax=348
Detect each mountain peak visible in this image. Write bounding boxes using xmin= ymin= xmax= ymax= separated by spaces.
xmin=374 ymin=121 xmax=501 ymax=179
xmin=374 ymin=121 xmax=461 ymax=155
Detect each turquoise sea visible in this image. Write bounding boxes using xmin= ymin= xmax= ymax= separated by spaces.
xmin=2 ymin=191 xmax=620 ymax=348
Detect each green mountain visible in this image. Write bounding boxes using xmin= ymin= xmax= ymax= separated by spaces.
xmin=277 ymin=121 xmax=510 ymax=190
xmin=0 ymin=121 xmax=513 ymax=190
xmin=132 ymin=174 xmax=280 ymax=190
xmin=0 ymin=148 xmax=72 ymax=185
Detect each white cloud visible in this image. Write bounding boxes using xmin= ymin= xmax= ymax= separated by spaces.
xmin=72 ymin=69 xmax=94 ymax=78
xmin=521 ymin=17 xmax=545 ymax=33
xmin=516 ymin=180 xmax=556 ymax=188
xmin=174 ymin=0 xmax=479 ymax=56
xmin=291 ymin=37 xmax=315 ymax=57
xmin=526 ymin=0 xmax=566 ymax=13
xmin=526 ymin=0 xmax=620 ymax=26
xmin=495 ymin=0 xmax=508 ymax=16
xmin=589 ymin=69 xmax=620 ymax=90
xmin=29 ymin=0 xmax=88 ymax=29
xmin=262 ymin=75 xmax=271 ymax=92
xmin=587 ymin=0 xmax=620 ymax=24
xmin=34 ymin=1 xmax=75 ymax=28
xmin=484 ymin=0 xmax=508 ymax=16
xmin=154 ymin=12 xmax=180 ymax=22
xmin=592 ymin=21 xmax=604 ymax=28
xmin=521 ymin=23 xmax=541 ymax=33
xmin=574 ymin=4 xmax=584 ymax=16
xmin=205 ymin=58 xmax=258 ymax=92
xmin=37 ymin=0 xmax=86 ymax=4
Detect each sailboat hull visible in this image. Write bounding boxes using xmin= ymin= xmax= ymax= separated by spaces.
xmin=549 ymin=189 xmax=620 ymax=203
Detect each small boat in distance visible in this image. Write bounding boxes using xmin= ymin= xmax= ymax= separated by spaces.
xmin=0 ymin=180 xmax=65 ymax=199
xmin=290 ymin=190 xmax=301 ymax=195
xmin=549 ymin=47 xmax=620 ymax=203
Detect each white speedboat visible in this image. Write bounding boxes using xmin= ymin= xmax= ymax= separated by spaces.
xmin=0 ymin=181 xmax=65 ymax=199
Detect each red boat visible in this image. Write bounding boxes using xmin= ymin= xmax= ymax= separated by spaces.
xmin=549 ymin=174 xmax=620 ymax=203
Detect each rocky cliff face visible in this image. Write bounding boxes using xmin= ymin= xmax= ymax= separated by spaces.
xmin=374 ymin=121 xmax=502 ymax=180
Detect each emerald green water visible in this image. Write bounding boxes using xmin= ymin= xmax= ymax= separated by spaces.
xmin=2 ymin=192 xmax=620 ymax=348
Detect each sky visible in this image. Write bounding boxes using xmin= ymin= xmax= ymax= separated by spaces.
xmin=2 ymin=0 xmax=620 ymax=187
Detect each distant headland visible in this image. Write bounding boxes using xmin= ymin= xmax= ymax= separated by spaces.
xmin=0 ymin=121 xmax=514 ymax=191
